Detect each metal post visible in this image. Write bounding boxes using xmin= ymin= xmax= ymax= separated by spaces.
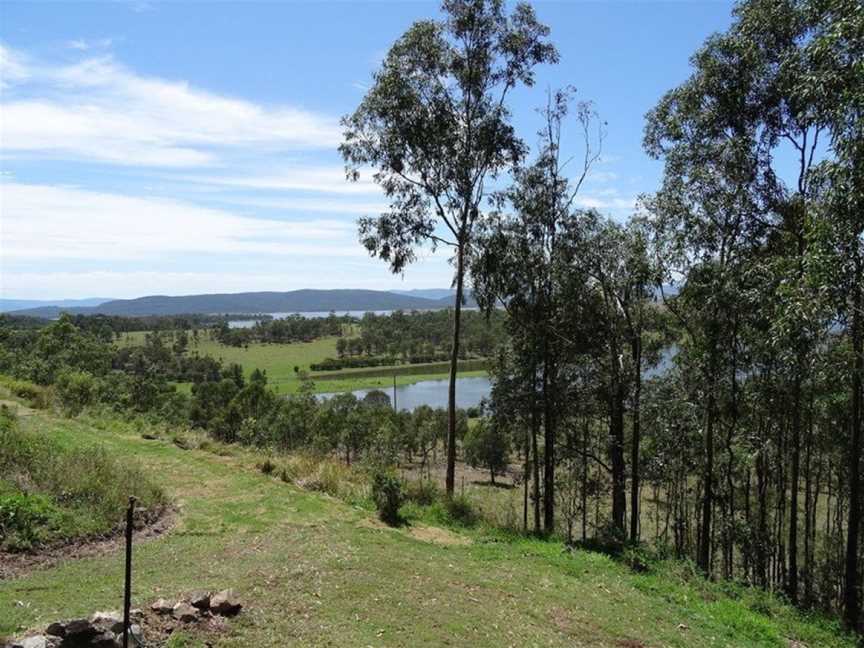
xmin=123 ymin=496 xmax=136 ymax=648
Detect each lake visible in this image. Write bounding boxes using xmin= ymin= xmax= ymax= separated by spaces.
xmin=228 ymin=310 xmax=396 ymax=328
xmin=317 ymin=376 xmax=492 ymax=412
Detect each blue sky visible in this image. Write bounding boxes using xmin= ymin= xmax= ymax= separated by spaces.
xmin=0 ymin=0 xmax=734 ymax=299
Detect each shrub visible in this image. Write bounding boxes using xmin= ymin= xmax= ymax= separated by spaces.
xmin=257 ymin=458 xmax=276 ymax=475
xmin=54 ymin=370 xmax=98 ymax=415
xmin=404 ymin=479 xmax=440 ymax=506
xmin=0 ymin=491 xmax=61 ymax=551
xmin=444 ymin=494 xmax=477 ymax=527
xmin=0 ymin=376 xmax=50 ymax=409
xmin=371 ymin=470 xmax=404 ymax=526
xmin=0 ymin=414 xmax=168 ymax=551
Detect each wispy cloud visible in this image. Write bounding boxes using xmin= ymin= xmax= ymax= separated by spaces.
xmin=67 ymin=37 xmax=114 ymax=51
xmin=1 ymin=182 xmax=363 ymax=261
xmin=0 ymin=44 xmax=342 ymax=167
xmin=183 ymin=166 xmax=379 ymax=195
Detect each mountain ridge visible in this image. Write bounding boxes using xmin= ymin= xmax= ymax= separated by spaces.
xmin=7 ymin=289 xmax=477 ymax=318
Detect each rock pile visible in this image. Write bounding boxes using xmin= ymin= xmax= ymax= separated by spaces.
xmin=4 ymin=589 xmax=241 ymax=648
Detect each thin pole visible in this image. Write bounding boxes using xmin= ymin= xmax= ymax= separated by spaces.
xmin=123 ymin=496 xmax=136 ymax=648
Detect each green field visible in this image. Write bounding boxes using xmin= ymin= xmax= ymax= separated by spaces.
xmin=0 ymin=400 xmax=855 ymax=647
xmin=118 ymin=332 xmax=487 ymax=395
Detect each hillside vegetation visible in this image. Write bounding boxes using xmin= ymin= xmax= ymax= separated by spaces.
xmin=0 ymin=400 xmax=855 ymax=648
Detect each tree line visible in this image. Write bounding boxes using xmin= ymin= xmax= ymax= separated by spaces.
xmin=341 ymin=0 xmax=862 ymax=631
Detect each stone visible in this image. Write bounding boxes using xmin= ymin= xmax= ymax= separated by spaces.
xmin=189 ymin=590 xmax=211 ymax=610
xmin=112 ymin=624 xmax=143 ymax=648
xmin=209 ymin=589 xmax=241 ymax=616
xmin=64 ymin=619 xmax=96 ymax=636
xmin=44 ymin=622 xmax=66 ymax=638
xmin=88 ymin=630 xmax=117 ymax=648
xmin=89 ymin=611 xmax=123 ymax=633
xmin=172 ymin=602 xmax=199 ymax=623
xmin=18 ymin=637 xmax=50 ymax=648
xmin=150 ymin=598 xmax=173 ymax=614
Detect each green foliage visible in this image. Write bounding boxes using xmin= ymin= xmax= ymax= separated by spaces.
xmin=0 ymin=408 xmax=167 ymax=551
xmin=462 ymin=419 xmax=509 ymax=483
xmin=403 ymin=479 xmax=440 ymax=506
xmin=371 ymin=469 xmax=405 ymax=526
xmin=0 ymin=375 xmax=51 ymax=409
xmin=54 ymin=369 xmax=99 ymax=415
xmin=0 ymin=491 xmax=61 ymax=551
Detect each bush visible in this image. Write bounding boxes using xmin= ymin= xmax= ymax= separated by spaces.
xmin=0 ymin=413 xmax=168 ymax=551
xmin=257 ymin=458 xmax=276 ymax=475
xmin=0 ymin=491 xmax=61 ymax=551
xmin=371 ymin=470 xmax=405 ymax=526
xmin=0 ymin=375 xmax=50 ymax=409
xmin=444 ymin=494 xmax=477 ymax=527
xmin=404 ymin=479 xmax=440 ymax=506
xmin=54 ymin=370 xmax=99 ymax=415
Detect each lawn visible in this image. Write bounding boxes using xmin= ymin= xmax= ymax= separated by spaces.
xmin=0 ymin=404 xmax=855 ymax=648
xmin=118 ymin=332 xmax=488 ymax=395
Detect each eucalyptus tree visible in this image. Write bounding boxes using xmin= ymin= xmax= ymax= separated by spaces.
xmin=577 ymin=215 xmax=662 ymax=539
xmin=473 ymin=88 xmax=604 ymax=532
xmin=800 ymin=0 xmax=864 ymax=627
xmin=643 ymin=32 xmax=768 ymax=574
xmin=340 ymin=0 xmax=557 ymax=496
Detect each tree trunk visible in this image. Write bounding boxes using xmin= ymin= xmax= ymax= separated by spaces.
xmin=788 ymin=362 xmax=803 ymax=604
xmin=844 ymin=271 xmax=862 ymax=631
xmin=699 ymin=386 xmax=716 ymax=575
xmin=445 ymin=241 xmax=465 ymax=497
xmin=610 ymin=366 xmax=627 ymax=535
xmin=531 ymin=396 xmax=542 ymax=535
xmin=630 ymin=336 xmax=642 ymax=542
xmin=543 ymin=350 xmax=556 ymax=534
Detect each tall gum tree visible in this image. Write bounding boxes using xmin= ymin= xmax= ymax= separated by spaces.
xmin=340 ymin=0 xmax=557 ymax=496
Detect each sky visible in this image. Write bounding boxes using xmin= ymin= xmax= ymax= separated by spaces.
xmin=0 ymin=0 xmax=735 ymax=300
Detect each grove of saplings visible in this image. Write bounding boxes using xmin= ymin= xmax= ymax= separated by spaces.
xmin=338 ymin=0 xmax=863 ymax=632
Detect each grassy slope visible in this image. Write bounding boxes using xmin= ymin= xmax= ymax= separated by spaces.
xmin=119 ymin=333 xmax=488 ymax=394
xmin=0 ymin=408 xmax=854 ymax=648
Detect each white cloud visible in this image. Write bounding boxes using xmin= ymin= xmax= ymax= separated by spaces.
xmin=184 ymin=166 xmax=380 ymax=195
xmin=67 ymin=38 xmax=114 ymax=51
xmin=0 ymin=44 xmax=342 ymax=167
xmin=0 ymin=182 xmax=363 ymax=261
xmin=1 ymin=266 xmax=455 ymax=300
xmin=573 ymin=193 xmax=637 ymax=213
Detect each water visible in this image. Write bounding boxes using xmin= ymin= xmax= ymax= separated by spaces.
xmin=317 ymin=376 xmax=492 ymax=412
xmin=228 ymin=310 xmax=395 ymax=329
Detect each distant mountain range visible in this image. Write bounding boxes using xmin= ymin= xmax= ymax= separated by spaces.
xmin=5 ymin=289 xmax=477 ymax=318
xmin=0 ymin=298 xmax=113 ymax=313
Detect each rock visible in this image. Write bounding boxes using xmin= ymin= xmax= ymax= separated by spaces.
xmin=88 ymin=630 xmax=117 ymax=648
xmin=150 ymin=598 xmax=173 ymax=614
xmin=17 ymin=637 xmax=54 ymax=648
xmin=89 ymin=611 xmax=123 ymax=633
xmin=112 ymin=624 xmax=143 ymax=648
xmin=189 ymin=590 xmax=211 ymax=610
xmin=172 ymin=602 xmax=199 ymax=623
xmin=209 ymin=589 xmax=241 ymax=616
xmin=65 ymin=619 xmax=96 ymax=636
xmin=44 ymin=621 xmax=66 ymax=637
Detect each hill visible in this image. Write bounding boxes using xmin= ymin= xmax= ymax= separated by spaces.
xmin=8 ymin=289 xmax=474 ymax=318
xmin=0 ymin=298 xmax=112 ymax=313
xmin=0 ymin=400 xmax=855 ymax=647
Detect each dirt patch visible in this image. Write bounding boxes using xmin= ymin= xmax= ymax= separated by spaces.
xmin=0 ymin=508 xmax=176 ymax=580
xmin=356 ymin=517 xmax=471 ymax=546
xmin=616 ymin=640 xmax=647 ymax=648
xmin=0 ymin=399 xmax=36 ymax=417
xmin=407 ymin=524 xmax=471 ymax=546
